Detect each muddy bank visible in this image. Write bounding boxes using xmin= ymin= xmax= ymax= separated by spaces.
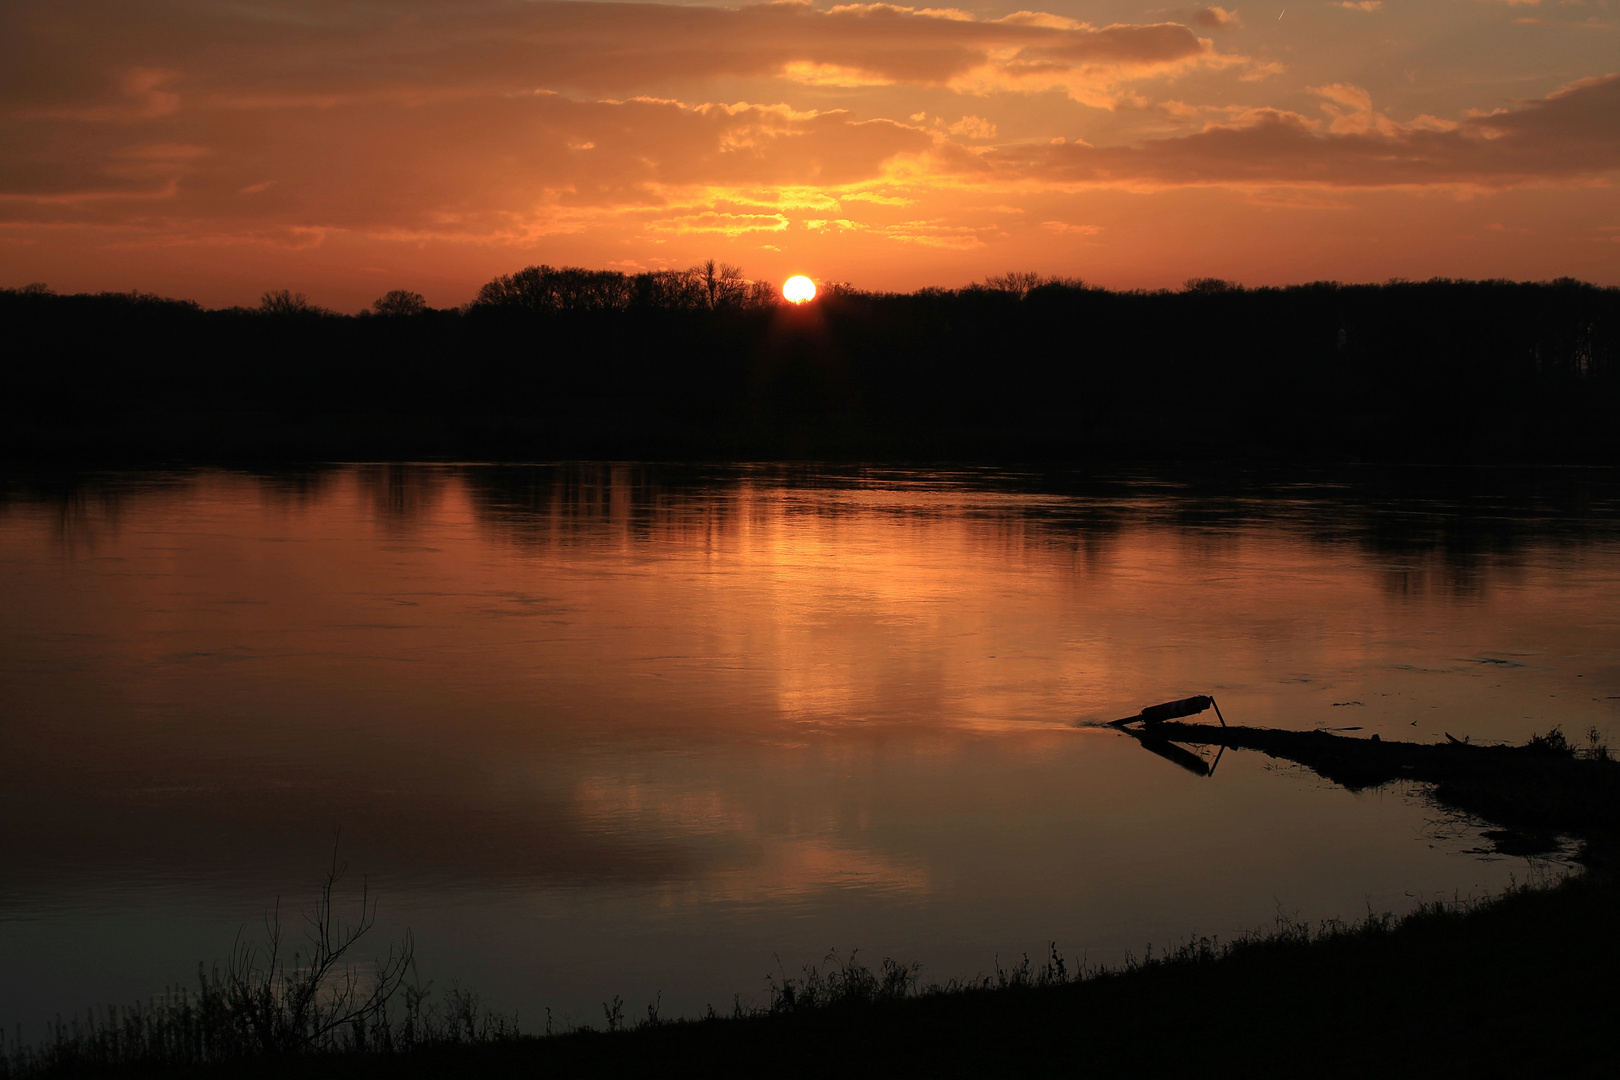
xmin=1124 ymin=721 xmax=1619 ymax=863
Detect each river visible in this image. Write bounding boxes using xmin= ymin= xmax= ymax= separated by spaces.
xmin=2 ymin=463 xmax=1616 ymax=1030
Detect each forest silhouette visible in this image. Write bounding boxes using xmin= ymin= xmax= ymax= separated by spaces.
xmin=2 ymin=266 xmax=1615 ymax=462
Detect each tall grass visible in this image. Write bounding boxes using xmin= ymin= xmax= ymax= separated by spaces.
xmin=0 ymin=845 xmax=514 ymax=1077
xmin=1525 ymin=724 xmax=1612 ymax=761
xmin=0 ymin=972 xmax=518 ymax=1077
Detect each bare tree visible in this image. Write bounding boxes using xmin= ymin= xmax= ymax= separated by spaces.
xmin=982 ymin=271 xmax=1044 ymax=299
xmin=259 ymin=289 xmax=315 ymax=315
xmin=747 ymin=278 xmax=781 ymax=308
xmin=698 ymin=259 xmax=748 ymax=309
xmin=1183 ymin=277 xmax=1240 ymax=294
xmin=227 ymin=840 xmax=415 ymax=1054
xmin=473 ymin=265 xmax=633 ymax=311
xmin=371 ymin=289 xmax=428 ymax=316
xmin=633 ymin=268 xmax=704 ymax=309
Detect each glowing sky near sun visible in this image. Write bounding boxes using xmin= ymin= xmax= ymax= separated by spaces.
xmin=1 ymin=1 xmax=1617 ymax=308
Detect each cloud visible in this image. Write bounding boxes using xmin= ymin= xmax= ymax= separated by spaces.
xmin=643 ymin=210 xmax=791 ymax=236
xmin=989 ymin=73 xmax=1620 ymax=189
xmin=1309 ymin=82 xmax=1457 ymax=135
xmin=801 ymin=217 xmax=868 ymax=231
xmin=0 ymin=1 xmax=1257 ymax=122
xmin=0 ymin=0 xmax=1284 ymax=239
xmin=14 ymin=71 xmax=1610 ymax=244
xmin=1194 ymin=7 xmax=1243 ymax=30
xmin=1333 ymin=2 xmax=1383 ymax=11
xmin=14 ymin=68 xmax=182 ymax=123
xmin=948 ymin=115 xmax=998 ymax=139
xmin=881 ymin=219 xmax=990 ymax=248
xmin=3 ymin=0 xmax=1615 ymax=288
xmin=944 ymin=20 xmax=1246 ymax=104
xmin=779 ymin=61 xmax=896 ymax=87
xmin=0 ymin=87 xmax=947 ymax=238
xmin=1041 ymin=220 xmax=1103 ymax=234
xmin=842 ymin=191 xmax=917 ymax=206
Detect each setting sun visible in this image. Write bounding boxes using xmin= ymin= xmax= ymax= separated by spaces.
xmin=782 ymin=276 xmax=816 ymax=304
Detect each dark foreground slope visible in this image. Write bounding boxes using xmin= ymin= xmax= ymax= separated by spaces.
xmin=15 ymin=878 xmax=1613 ymax=1078
xmin=10 ymin=728 xmax=1616 ymax=1079
xmin=295 ymin=876 xmax=1620 ymax=1079
xmin=4 ymin=277 xmax=1617 ymax=464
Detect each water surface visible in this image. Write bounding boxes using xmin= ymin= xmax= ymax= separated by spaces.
xmin=2 ymin=464 xmax=1617 ymax=1028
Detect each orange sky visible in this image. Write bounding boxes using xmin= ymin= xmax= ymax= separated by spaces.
xmin=3 ymin=1 xmax=1618 ymax=309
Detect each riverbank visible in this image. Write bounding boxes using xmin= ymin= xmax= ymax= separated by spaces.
xmin=6 ymin=408 xmax=1618 ymax=469
xmin=318 ymin=872 xmax=1620 ymax=1079
xmin=7 ymin=874 xmax=1613 ymax=1078
xmin=8 ymin=726 xmax=1615 ymax=1078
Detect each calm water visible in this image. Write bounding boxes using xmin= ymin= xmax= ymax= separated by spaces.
xmin=2 ymin=464 xmax=1618 ymax=1029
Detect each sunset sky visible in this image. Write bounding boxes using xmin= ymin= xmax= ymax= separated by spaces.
xmin=3 ymin=1 xmax=1617 ymax=308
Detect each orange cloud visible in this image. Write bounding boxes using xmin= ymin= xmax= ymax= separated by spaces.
xmin=1 ymin=1 xmax=1616 ymax=299
xmin=0 ymin=91 xmax=941 ymax=234
xmin=2 ymin=2 xmax=1238 ymax=111
xmin=989 ymin=74 xmax=1620 ymax=190
xmin=0 ymin=0 xmax=1249 ymax=225
xmin=1194 ymin=7 xmax=1243 ymax=30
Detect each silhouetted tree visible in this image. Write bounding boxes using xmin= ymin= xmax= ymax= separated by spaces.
xmin=631 ymin=268 xmax=705 ymax=310
xmin=475 ymin=261 xmax=777 ymax=313
xmin=1183 ymin=277 xmax=1240 ymax=293
xmin=747 ymin=279 xmax=781 ymax=308
xmin=259 ymin=289 xmax=315 ymax=314
xmin=700 ymin=260 xmax=749 ymax=309
xmin=974 ymin=272 xmax=1086 ymax=300
xmin=982 ymin=271 xmax=1044 ymax=299
xmin=371 ymin=289 xmax=428 ymax=316
xmin=473 ymin=265 xmax=634 ymax=311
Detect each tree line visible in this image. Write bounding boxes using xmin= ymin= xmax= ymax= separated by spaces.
xmin=2 ymin=267 xmax=1616 ymax=462
xmin=245 ymin=260 xmax=799 ymax=319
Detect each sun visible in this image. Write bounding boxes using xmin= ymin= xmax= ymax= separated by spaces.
xmin=782 ymin=275 xmax=817 ymax=303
